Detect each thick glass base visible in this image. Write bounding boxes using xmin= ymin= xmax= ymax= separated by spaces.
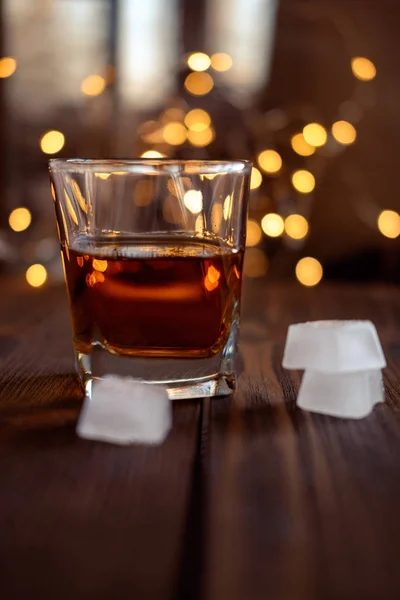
xmin=75 ymin=326 xmax=237 ymax=400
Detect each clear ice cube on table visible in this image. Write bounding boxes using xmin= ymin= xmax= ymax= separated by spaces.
xmin=297 ymin=369 xmax=384 ymax=419
xmin=282 ymin=320 xmax=386 ymax=372
xmin=77 ymin=376 xmax=172 ymax=445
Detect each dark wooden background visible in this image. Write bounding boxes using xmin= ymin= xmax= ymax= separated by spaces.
xmin=1 ymin=278 xmax=400 ymax=599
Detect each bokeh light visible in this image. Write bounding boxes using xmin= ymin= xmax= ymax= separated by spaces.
xmin=246 ymin=219 xmax=262 ymax=246
xmin=40 ymin=130 xmax=65 ymax=154
xmin=81 ymin=74 xmax=106 ymax=96
xmin=295 ymin=257 xmax=323 ymax=287
xmin=8 ymin=207 xmax=32 ymax=232
xmin=163 ymin=122 xmax=187 ymax=145
xmin=187 ymin=52 xmax=211 ymax=72
xmin=291 ymin=133 xmax=315 ymax=157
xmin=184 ymin=109 xmax=211 ymax=131
xmin=0 ymin=57 xmax=17 ymax=78
xmin=26 ymin=264 xmax=47 ymax=288
xmin=291 ymin=170 xmax=315 ymax=194
xmin=332 ymin=121 xmax=357 ymax=145
xmin=243 ymin=248 xmax=268 ymax=277
xmin=211 ymin=52 xmax=233 ymax=72
xmin=284 ymin=214 xmax=309 ymax=240
xmin=140 ymin=150 xmax=165 ymax=158
xmin=184 ymin=72 xmax=214 ymax=96
xmin=303 ymin=123 xmax=327 ymax=147
xmin=351 ymin=57 xmax=376 ymax=81
xmin=377 ymin=210 xmax=400 ymax=239
xmin=184 ymin=190 xmax=203 ymax=214
xmin=257 ymin=149 xmax=282 ymax=174
xmin=250 ymin=167 xmax=262 ymax=190
xmin=261 ymin=213 xmax=284 ymax=237
xmin=187 ymin=127 xmax=214 ymax=147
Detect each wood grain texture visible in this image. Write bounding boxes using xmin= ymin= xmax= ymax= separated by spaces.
xmin=1 ymin=278 xmax=400 ymax=599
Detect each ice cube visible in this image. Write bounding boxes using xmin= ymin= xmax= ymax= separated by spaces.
xmin=77 ymin=376 xmax=172 ymax=445
xmin=297 ymin=369 xmax=384 ymax=419
xmin=282 ymin=320 xmax=386 ymax=372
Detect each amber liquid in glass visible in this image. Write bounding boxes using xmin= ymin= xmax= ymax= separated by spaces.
xmin=62 ymin=237 xmax=243 ymax=358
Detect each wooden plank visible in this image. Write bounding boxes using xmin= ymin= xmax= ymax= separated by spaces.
xmin=204 ymin=282 xmax=400 ymax=600
xmin=0 ymin=280 xmax=200 ymax=600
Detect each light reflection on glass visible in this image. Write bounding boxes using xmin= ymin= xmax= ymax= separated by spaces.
xmin=184 ymin=190 xmax=203 ymax=214
xmin=92 ymin=259 xmax=108 ymax=272
xmin=204 ymin=264 xmax=221 ymax=291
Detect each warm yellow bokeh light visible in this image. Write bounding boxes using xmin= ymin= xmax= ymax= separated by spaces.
xmin=257 ymin=149 xmax=282 ymax=174
xmin=8 ymin=207 xmax=32 ymax=232
xmin=187 ymin=52 xmax=211 ymax=72
xmin=295 ymin=257 xmax=323 ymax=287
xmin=140 ymin=150 xmax=165 ymax=158
xmin=163 ymin=122 xmax=187 ymax=145
xmin=26 ymin=264 xmax=48 ymax=288
xmin=291 ymin=133 xmax=315 ymax=157
xmin=250 ymin=167 xmax=262 ymax=190
xmin=291 ymin=170 xmax=315 ymax=194
xmin=332 ymin=120 xmax=357 ymax=145
xmin=211 ymin=52 xmax=233 ymax=72
xmin=0 ymin=57 xmax=17 ymax=78
xmin=81 ymin=74 xmax=106 ymax=96
xmin=187 ymin=127 xmax=214 ymax=147
xmin=246 ymin=219 xmax=262 ymax=246
xmin=184 ymin=72 xmax=214 ymax=96
xmin=303 ymin=123 xmax=327 ymax=147
xmin=184 ymin=190 xmax=203 ymax=214
xmin=285 ymin=214 xmax=309 ymax=240
xmin=261 ymin=213 xmax=284 ymax=237
xmin=211 ymin=203 xmax=223 ymax=233
xmin=244 ymin=248 xmax=268 ymax=278
xmin=351 ymin=57 xmax=376 ymax=81
xmin=377 ymin=210 xmax=400 ymax=239
xmin=184 ymin=109 xmax=211 ymax=131
xmin=40 ymin=130 xmax=65 ymax=154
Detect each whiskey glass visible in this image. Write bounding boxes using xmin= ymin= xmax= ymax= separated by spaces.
xmin=49 ymin=159 xmax=251 ymax=400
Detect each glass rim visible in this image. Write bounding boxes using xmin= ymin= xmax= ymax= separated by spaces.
xmin=49 ymin=157 xmax=252 ymax=175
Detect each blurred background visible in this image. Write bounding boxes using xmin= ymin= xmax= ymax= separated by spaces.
xmin=1 ymin=0 xmax=399 ymax=289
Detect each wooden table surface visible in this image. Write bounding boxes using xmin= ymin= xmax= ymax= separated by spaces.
xmin=1 ymin=278 xmax=400 ymax=600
